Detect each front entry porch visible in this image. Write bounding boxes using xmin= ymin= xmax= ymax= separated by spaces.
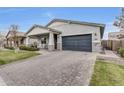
xmin=6 ymin=37 xmax=25 ymax=47
xmin=26 ymin=31 xmax=62 ymax=51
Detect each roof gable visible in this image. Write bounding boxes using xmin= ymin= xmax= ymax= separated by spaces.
xmin=26 ymin=24 xmax=61 ymax=36
xmin=26 ymin=25 xmax=49 ymax=36
xmin=46 ymin=19 xmax=105 ymax=38
xmin=6 ymin=31 xmax=25 ymax=38
xmin=6 ymin=31 xmax=11 ymax=38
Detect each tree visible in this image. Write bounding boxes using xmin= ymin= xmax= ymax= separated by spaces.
xmin=114 ymin=8 xmax=124 ymax=32
xmin=10 ymin=25 xmax=20 ymax=53
xmin=113 ymin=8 xmax=124 ymax=39
xmin=0 ymin=32 xmax=4 ymax=48
xmin=10 ymin=25 xmax=19 ymax=48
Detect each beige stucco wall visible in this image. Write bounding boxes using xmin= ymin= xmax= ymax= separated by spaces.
xmin=48 ymin=21 xmax=102 ymax=52
xmin=7 ymin=33 xmax=12 ymax=38
xmin=48 ymin=21 xmax=68 ymax=28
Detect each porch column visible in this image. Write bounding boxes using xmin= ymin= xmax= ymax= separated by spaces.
xmin=57 ymin=34 xmax=62 ymax=50
xmin=48 ymin=32 xmax=54 ymax=51
xmin=10 ymin=40 xmax=12 ymax=47
xmin=25 ymin=36 xmax=29 ymax=46
xmin=12 ymin=40 xmax=14 ymax=47
xmin=18 ymin=38 xmax=21 ymax=46
xmin=38 ymin=38 xmax=41 ymax=48
xmin=8 ymin=39 xmax=10 ymax=47
xmin=7 ymin=39 xmax=9 ymax=46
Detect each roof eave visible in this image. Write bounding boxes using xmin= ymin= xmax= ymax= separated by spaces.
xmin=46 ymin=18 xmax=105 ymax=27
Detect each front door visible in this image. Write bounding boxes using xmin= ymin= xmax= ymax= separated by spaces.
xmin=54 ymin=34 xmax=57 ymax=49
xmin=41 ymin=37 xmax=46 ymax=48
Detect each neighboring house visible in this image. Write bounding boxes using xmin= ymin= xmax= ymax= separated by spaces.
xmin=108 ymin=31 xmax=124 ymax=40
xmin=26 ymin=19 xmax=105 ymax=52
xmin=6 ymin=31 xmax=25 ymax=47
xmin=107 ymin=31 xmax=124 ymax=51
xmin=0 ymin=34 xmax=5 ymax=48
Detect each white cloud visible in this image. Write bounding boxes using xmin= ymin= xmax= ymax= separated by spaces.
xmin=103 ymin=22 xmax=119 ymax=40
xmin=43 ymin=12 xmax=55 ymax=19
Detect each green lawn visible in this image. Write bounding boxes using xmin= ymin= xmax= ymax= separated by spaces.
xmin=90 ymin=60 xmax=124 ymax=86
xmin=0 ymin=50 xmax=40 ymax=65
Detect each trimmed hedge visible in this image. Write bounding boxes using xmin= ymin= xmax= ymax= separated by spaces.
xmin=117 ymin=48 xmax=124 ymax=57
xmin=4 ymin=46 xmax=15 ymax=50
xmin=19 ymin=45 xmax=39 ymax=51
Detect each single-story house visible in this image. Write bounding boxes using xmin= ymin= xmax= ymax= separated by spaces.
xmin=25 ymin=19 xmax=105 ymax=52
xmin=0 ymin=34 xmax=6 ymax=48
xmin=108 ymin=31 xmax=124 ymax=40
xmin=6 ymin=31 xmax=25 ymax=47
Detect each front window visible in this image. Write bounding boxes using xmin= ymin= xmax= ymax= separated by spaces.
xmin=41 ymin=38 xmax=46 ymax=44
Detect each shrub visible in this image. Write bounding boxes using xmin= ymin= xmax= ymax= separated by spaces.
xmin=4 ymin=46 xmax=14 ymax=50
xmin=117 ymin=48 xmax=124 ymax=57
xmin=19 ymin=45 xmax=39 ymax=51
xmin=117 ymin=48 xmax=120 ymax=54
xmin=30 ymin=42 xmax=38 ymax=48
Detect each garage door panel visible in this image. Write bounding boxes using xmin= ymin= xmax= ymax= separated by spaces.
xmin=62 ymin=34 xmax=92 ymax=52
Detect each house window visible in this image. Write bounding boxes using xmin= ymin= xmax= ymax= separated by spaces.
xmin=41 ymin=38 xmax=46 ymax=44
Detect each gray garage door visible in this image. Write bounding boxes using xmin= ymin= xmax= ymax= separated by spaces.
xmin=62 ymin=34 xmax=92 ymax=52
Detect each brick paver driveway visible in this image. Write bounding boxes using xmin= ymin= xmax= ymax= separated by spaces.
xmin=0 ymin=51 xmax=97 ymax=86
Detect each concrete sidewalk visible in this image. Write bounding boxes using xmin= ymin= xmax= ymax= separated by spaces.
xmin=0 ymin=76 xmax=6 ymax=86
xmin=97 ymin=50 xmax=124 ymax=65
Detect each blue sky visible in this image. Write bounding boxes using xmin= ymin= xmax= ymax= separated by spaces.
xmin=0 ymin=7 xmax=121 ymax=39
